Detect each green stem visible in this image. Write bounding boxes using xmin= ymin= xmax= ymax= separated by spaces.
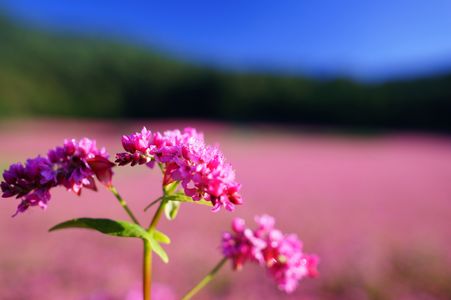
xmin=181 ymin=257 xmax=228 ymax=300
xmin=143 ymin=240 xmax=152 ymax=300
xmin=147 ymin=181 xmax=178 ymax=232
xmin=142 ymin=198 xmax=165 ymax=300
xmin=109 ymin=186 xmax=141 ymax=225
xmin=147 ymin=198 xmax=166 ymax=232
xmin=143 ymin=181 xmax=174 ymax=299
xmin=142 ymin=171 xmax=179 ymax=299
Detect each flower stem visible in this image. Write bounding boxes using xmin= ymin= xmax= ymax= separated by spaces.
xmin=143 ymin=178 xmax=179 ymax=299
xmin=143 ymin=240 xmax=152 ymax=300
xmin=181 ymin=257 xmax=228 ymax=300
xmin=147 ymin=199 xmax=166 ymax=232
xmin=142 ymin=200 xmax=165 ymax=300
xmin=143 ymin=182 xmax=175 ymax=299
xmin=147 ymin=181 xmax=178 ymax=231
xmin=109 ymin=186 xmax=141 ymax=225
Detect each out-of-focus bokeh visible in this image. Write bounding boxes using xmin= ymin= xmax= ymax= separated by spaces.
xmin=1 ymin=1 xmax=451 ymax=299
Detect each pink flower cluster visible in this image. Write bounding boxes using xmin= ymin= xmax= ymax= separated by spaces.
xmin=221 ymin=215 xmax=319 ymax=293
xmin=116 ymin=127 xmax=242 ymax=212
xmin=1 ymin=138 xmax=114 ymax=216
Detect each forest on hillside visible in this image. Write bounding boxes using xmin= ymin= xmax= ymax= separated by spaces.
xmin=1 ymin=16 xmax=450 ymax=132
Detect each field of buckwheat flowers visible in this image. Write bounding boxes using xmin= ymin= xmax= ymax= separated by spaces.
xmin=1 ymin=119 xmax=451 ymax=300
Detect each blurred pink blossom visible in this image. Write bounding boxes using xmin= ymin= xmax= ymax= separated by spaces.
xmin=222 ymin=215 xmax=319 ymax=293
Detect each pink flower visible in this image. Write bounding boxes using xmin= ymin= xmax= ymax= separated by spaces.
xmin=87 ymin=156 xmax=115 ymax=187
xmin=263 ymin=233 xmax=319 ymax=293
xmin=1 ymin=138 xmax=114 ymax=216
xmin=116 ymin=127 xmax=243 ymax=212
xmin=221 ymin=215 xmax=319 ymax=293
xmin=48 ymin=138 xmax=113 ymax=194
xmin=116 ymin=127 xmax=153 ymax=166
xmin=221 ymin=218 xmax=267 ymax=270
xmin=1 ymin=156 xmax=56 ymax=216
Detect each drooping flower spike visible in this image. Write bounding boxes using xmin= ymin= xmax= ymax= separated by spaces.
xmin=1 ymin=138 xmax=114 ymax=216
xmin=116 ymin=127 xmax=243 ymax=212
xmin=221 ymin=215 xmax=319 ymax=293
xmin=1 ymin=156 xmax=55 ymax=216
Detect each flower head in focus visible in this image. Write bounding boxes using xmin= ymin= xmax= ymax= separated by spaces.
xmin=221 ymin=215 xmax=319 ymax=293
xmin=116 ymin=127 xmax=243 ymax=212
xmin=1 ymin=138 xmax=114 ymax=216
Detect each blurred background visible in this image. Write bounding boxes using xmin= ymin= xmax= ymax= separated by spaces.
xmin=1 ymin=1 xmax=451 ymax=299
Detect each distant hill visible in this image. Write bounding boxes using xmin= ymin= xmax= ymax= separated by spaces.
xmin=1 ymin=15 xmax=450 ymax=132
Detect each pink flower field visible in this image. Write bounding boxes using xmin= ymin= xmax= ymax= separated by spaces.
xmin=1 ymin=120 xmax=451 ymax=300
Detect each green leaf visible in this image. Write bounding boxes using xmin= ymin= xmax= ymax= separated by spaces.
xmin=49 ymin=218 xmax=154 ymax=239
xmin=147 ymin=237 xmax=169 ymax=263
xmin=143 ymin=196 xmax=163 ymax=211
xmin=163 ymin=193 xmax=213 ymax=207
xmin=143 ymin=192 xmax=212 ymax=213
xmin=152 ymin=229 xmax=171 ymax=244
xmin=164 ymin=200 xmax=181 ymax=220
xmin=49 ymin=218 xmax=170 ymax=263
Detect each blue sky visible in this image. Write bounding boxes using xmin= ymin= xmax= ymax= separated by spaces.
xmin=2 ymin=0 xmax=451 ymax=80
